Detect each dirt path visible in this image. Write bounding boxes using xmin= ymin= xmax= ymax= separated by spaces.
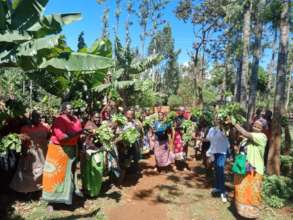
xmin=2 ymin=154 xmax=292 ymax=220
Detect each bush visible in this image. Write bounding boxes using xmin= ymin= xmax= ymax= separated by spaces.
xmin=280 ymin=155 xmax=293 ymax=178
xmin=262 ymin=175 xmax=293 ymax=208
xmin=167 ymin=95 xmax=183 ymax=109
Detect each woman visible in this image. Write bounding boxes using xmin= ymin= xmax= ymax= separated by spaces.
xmin=81 ymin=113 xmax=104 ymax=197
xmin=10 ymin=110 xmax=50 ymax=194
xmin=42 ymin=103 xmax=82 ymax=205
xmin=153 ymin=112 xmax=174 ymax=171
xmin=206 ymin=119 xmax=230 ymax=202
xmin=173 ymin=115 xmax=189 ymax=171
xmin=233 ymin=120 xmax=267 ymax=219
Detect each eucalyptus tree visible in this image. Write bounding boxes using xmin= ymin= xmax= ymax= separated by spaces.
xmin=267 ymin=0 xmax=290 ymax=175
xmin=101 ymin=8 xmax=110 ymax=39
xmin=175 ymin=0 xmax=227 ymax=107
xmin=114 ymin=0 xmax=122 ymax=36
xmin=247 ymin=0 xmax=266 ymax=122
xmin=137 ymin=0 xmax=150 ymax=56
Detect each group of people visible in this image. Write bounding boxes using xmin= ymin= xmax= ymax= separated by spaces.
xmin=0 ymin=102 xmax=271 ymax=219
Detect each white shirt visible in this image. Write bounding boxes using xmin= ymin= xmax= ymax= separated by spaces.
xmin=206 ymin=127 xmax=230 ymax=155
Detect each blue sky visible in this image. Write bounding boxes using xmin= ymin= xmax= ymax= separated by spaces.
xmin=45 ymin=0 xmax=272 ymax=67
xmin=45 ymin=0 xmax=201 ymax=64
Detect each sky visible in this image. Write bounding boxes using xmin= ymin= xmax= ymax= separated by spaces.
xmin=45 ymin=0 xmax=272 ymax=66
xmin=45 ymin=0 xmax=202 ymax=64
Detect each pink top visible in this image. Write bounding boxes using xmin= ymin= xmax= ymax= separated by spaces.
xmin=50 ymin=114 xmax=82 ymax=146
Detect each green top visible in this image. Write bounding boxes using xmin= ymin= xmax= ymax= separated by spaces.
xmin=247 ymin=132 xmax=267 ymax=175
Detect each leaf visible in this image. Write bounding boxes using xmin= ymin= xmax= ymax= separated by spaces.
xmin=25 ymin=69 xmax=70 ymax=97
xmin=27 ymin=13 xmax=82 ymax=38
xmin=0 ymin=30 xmax=32 ymax=43
xmin=11 ymin=0 xmax=49 ymax=30
xmin=93 ymin=83 xmax=111 ymax=93
xmin=39 ymin=52 xmax=113 ymax=72
xmin=89 ymin=38 xmax=112 ymax=58
xmin=16 ymin=34 xmax=61 ymax=57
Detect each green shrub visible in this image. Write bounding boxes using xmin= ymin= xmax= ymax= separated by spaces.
xmin=262 ymin=175 xmax=293 ymax=208
xmin=167 ymin=95 xmax=183 ymax=108
xmin=280 ymin=155 xmax=293 ymax=178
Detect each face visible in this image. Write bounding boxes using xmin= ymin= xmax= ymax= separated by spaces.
xmin=126 ymin=111 xmax=134 ymax=120
xmin=93 ymin=114 xmax=100 ymax=125
xmin=252 ymin=121 xmax=263 ymax=132
xmin=158 ymin=112 xmax=164 ymax=121
xmin=64 ymin=104 xmax=73 ymax=116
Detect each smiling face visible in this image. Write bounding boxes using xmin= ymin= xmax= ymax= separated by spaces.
xmin=252 ymin=120 xmax=263 ymax=132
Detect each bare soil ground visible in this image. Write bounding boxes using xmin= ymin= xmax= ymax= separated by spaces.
xmin=1 ymin=152 xmax=292 ymax=220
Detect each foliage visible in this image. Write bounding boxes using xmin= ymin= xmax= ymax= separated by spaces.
xmin=191 ymin=108 xmax=213 ymax=126
xmin=94 ymin=122 xmax=114 ymax=149
xmin=280 ymin=155 xmax=293 ymax=178
xmin=262 ymin=175 xmax=293 ymax=208
xmin=0 ymin=0 xmax=113 ymax=111
xmin=121 ymin=127 xmax=140 ymax=145
xmin=217 ymin=103 xmax=246 ymax=124
xmin=166 ymin=111 xmax=177 ymax=124
xmin=112 ymin=113 xmax=127 ymax=125
xmin=181 ymin=120 xmax=196 ymax=144
xmin=0 ymin=133 xmax=22 ymax=155
xmin=143 ymin=114 xmax=157 ymax=127
xmin=167 ymin=95 xmax=183 ymax=109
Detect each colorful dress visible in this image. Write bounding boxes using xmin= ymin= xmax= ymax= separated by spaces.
xmin=173 ymin=116 xmax=185 ymax=161
xmin=153 ymin=121 xmax=174 ymax=167
xmin=81 ymin=120 xmax=104 ymax=197
xmin=42 ymin=114 xmax=82 ymax=205
xmin=234 ymin=132 xmax=267 ymax=219
xmin=10 ymin=123 xmax=50 ymax=193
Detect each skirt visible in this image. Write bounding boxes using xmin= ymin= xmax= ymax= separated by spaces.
xmin=234 ymin=172 xmax=263 ymax=219
xmin=42 ymin=144 xmax=76 ymax=205
xmin=154 ymin=138 xmax=174 ymax=167
xmin=10 ymin=147 xmax=45 ymax=193
xmin=82 ymin=150 xmax=104 ymax=197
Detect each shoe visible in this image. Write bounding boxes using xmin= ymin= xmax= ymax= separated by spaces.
xmin=211 ymin=189 xmax=221 ymax=197
xmin=221 ymin=193 xmax=227 ymax=203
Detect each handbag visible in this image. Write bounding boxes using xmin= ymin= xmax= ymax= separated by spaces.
xmin=232 ymin=153 xmax=246 ymax=175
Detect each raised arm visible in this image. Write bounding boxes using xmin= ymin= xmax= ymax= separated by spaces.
xmin=234 ymin=124 xmax=253 ymax=140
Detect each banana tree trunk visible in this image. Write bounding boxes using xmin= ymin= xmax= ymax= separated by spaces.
xmin=267 ymin=0 xmax=290 ymax=175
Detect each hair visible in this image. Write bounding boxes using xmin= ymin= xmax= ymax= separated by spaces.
xmin=60 ymin=102 xmax=71 ymax=113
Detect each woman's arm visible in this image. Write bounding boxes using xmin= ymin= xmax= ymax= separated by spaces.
xmin=234 ymin=124 xmax=253 ymax=140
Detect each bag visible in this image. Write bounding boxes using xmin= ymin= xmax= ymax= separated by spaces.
xmin=232 ymin=153 xmax=246 ymax=175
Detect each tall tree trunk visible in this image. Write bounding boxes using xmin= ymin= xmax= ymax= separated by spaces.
xmin=283 ymin=65 xmax=292 ymax=155
xmin=240 ymin=1 xmax=252 ymax=108
xmin=247 ymin=0 xmax=263 ymax=122
xmin=267 ymin=0 xmax=290 ymax=175
xmin=234 ymin=56 xmax=242 ymax=102
xmin=266 ymin=29 xmax=278 ymax=108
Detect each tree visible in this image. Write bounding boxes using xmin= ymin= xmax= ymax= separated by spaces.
xmin=247 ymin=0 xmax=265 ymax=121
xmin=77 ymin=31 xmax=87 ymax=51
xmin=239 ymin=0 xmax=252 ymax=108
xmin=101 ymin=8 xmax=110 ymax=39
xmin=137 ymin=0 xmax=150 ymax=56
xmin=267 ymin=0 xmax=290 ymax=175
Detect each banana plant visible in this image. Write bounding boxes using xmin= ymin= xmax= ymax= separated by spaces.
xmin=94 ymin=37 xmax=163 ymax=106
xmin=0 ymin=0 xmax=113 ymax=98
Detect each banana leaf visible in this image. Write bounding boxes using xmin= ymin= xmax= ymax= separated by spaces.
xmin=39 ymin=52 xmax=113 ymax=72
xmin=28 ymin=13 xmax=82 ymax=38
xmin=11 ymin=0 xmax=49 ymax=30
